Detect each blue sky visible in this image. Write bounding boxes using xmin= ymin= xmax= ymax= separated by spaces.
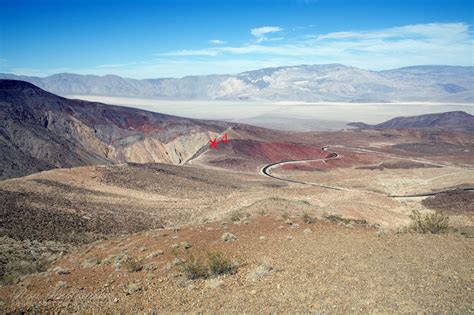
xmin=0 ymin=0 xmax=473 ymax=78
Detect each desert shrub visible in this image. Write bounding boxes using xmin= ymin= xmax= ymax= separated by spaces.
xmin=178 ymin=253 xmax=208 ymax=280
xmin=409 ymin=210 xmax=449 ymax=234
xmin=230 ymin=211 xmax=241 ymax=222
xmin=258 ymin=210 xmax=267 ymax=216
xmin=324 ymin=214 xmax=368 ymax=225
xmin=207 ymin=251 xmax=236 ymax=276
xmin=123 ymin=256 xmax=143 ymax=272
xmin=302 ymin=212 xmax=316 ymax=224
xmin=1 ymin=258 xmax=50 ymax=285
xmin=175 ymin=250 xmax=237 ymax=280
xmin=1 ymin=273 xmax=18 ymax=285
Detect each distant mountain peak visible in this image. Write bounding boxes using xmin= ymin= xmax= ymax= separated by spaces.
xmin=1 ymin=64 xmax=473 ymax=102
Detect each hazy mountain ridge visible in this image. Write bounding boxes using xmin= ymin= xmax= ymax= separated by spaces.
xmin=349 ymin=111 xmax=474 ymax=132
xmin=1 ymin=64 xmax=473 ymax=102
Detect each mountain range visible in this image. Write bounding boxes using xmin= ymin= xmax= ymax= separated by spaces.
xmin=349 ymin=111 xmax=474 ymax=132
xmin=1 ymin=64 xmax=473 ymax=102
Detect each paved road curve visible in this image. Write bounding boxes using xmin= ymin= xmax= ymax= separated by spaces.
xmin=259 ymin=146 xmax=474 ymax=198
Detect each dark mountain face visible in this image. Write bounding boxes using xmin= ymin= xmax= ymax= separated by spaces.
xmin=0 ymin=80 xmax=335 ymax=180
xmin=0 ymin=80 xmax=234 ymax=179
xmin=348 ymin=111 xmax=474 ymax=132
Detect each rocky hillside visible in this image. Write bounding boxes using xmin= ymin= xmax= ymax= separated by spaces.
xmin=1 ymin=64 xmax=473 ymax=102
xmin=349 ymin=111 xmax=474 ymax=132
xmin=0 ymin=80 xmax=238 ymax=179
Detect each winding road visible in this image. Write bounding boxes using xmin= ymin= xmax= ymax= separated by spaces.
xmin=260 ymin=145 xmax=474 ymax=199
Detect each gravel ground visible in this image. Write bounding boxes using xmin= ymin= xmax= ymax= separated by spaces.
xmin=1 ymin=216 xmax=472 ymax=313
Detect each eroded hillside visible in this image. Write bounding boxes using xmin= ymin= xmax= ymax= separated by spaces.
xmin=0 ymin=80 xmax=232 ymax=179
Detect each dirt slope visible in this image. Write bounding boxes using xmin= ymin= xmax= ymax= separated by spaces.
xmin=1 ymin=216 xmax=472 ymax=313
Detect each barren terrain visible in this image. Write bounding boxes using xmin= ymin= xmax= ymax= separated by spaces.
xmin=1 ymin=216 xmax=473 ymax=313
xmin=1 ymin=101 xmax=473 ymax=312
xmin=1 ymin=138 xmax=473 ymax=312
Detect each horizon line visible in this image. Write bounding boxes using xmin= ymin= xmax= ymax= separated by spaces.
xmin=1 ymin=63 xmax=473 ymax=81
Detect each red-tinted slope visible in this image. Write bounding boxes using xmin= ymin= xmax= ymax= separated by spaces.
xmin=203 ymin=139 xmax=327 ymax=171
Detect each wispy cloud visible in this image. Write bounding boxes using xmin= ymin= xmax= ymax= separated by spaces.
xmin=209 ymin=39 xmax=227 ymax=45
xmin=251 ymin=26 xmax=282 ymax=37
xmin=7 ymin=23 xmax=473 ymax=79
xmin=251 ymin=26 xmax=283 ymax=42
xmin=158 ymin=22 xmax=473 ymax=72
xmin=313 ymin=22 xmax=470 ymax=41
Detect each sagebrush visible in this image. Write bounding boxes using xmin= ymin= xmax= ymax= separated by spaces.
xmin=207 ymin=251 xmax=236 ymax=276
xmin=409 ymin=210 xmax=449 ymax=234
xmin=175 ymin=250 xmax=237 ymax=280
xmin=178 ymin=253 xmax=208 ymax=279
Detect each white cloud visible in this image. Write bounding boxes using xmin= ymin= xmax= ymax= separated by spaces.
xmin=8 ymin=23 xmax=473 ymax=79
xmin=209 ymin=39 xmax=227 ymax=45
xmin=251 ymin=26 xmax=283 ymax=42
xmin=314 ymin=22 xmax=470 ymax=41
xmin=251 ymin=26 xmax=282 ymax=37
xmin=159 ymin=22 xmax=473 ymax=72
